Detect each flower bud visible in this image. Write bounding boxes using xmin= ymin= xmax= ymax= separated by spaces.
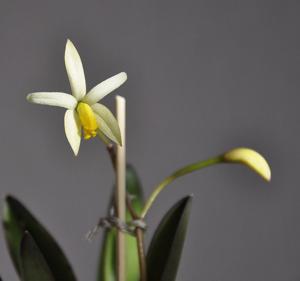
xmin=223 ymin=147 xmax=271 ymax=181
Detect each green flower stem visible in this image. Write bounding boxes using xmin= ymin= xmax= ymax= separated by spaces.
xmin=141 ymin=156 xmax=224 ymax=218
xmin=106 ymin=144 xmax=117 ymax=169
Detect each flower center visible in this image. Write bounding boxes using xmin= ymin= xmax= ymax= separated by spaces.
xmin=76 ymin=102 xmax=98 ymax=140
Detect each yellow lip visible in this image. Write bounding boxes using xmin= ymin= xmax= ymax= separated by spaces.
xmin=76 ymin=102 xmax=98 ymax=139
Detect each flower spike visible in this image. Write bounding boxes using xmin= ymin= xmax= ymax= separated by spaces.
xmin=141 ymin=147 xmax=271 ymax=217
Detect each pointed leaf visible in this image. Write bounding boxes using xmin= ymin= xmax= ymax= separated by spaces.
xmin=20 ymin=232 xmax=55 ymax=281
xmin=2 ymin=196 xmax=77 ymax=281
xmin=98 ymin=164 xmax=143 ymax=281
xmin=147 ymin=196 xmax=193 ymax=281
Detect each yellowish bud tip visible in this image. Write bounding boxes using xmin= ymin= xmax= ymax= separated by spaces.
xmin=223 ymin=147 xmax=271 ymax=182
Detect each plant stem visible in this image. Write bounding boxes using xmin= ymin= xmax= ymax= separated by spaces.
xmin=136 ymin=228 xmax=147 ymax=281
xmin=107 ymin=145 xmax=147 ymax=281
xmin=116 ymin=96 xmax=126 ymax=281
xmin=125 ymin=198 xmax=147 ymax=281
xmin=141 ymin=156 xmax=224 ymax=218
xmin=107 ymin=143 xmax=116 ymax=169
xmin=106 ymin=119 xmax=147 ymax=281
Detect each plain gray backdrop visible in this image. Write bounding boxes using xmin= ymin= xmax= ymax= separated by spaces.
xmin=0 ymin=1 xmax=299 ymax=280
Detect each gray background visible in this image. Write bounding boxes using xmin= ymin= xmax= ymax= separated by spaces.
xmin=0 ymin=1 xmax=299 ymax=280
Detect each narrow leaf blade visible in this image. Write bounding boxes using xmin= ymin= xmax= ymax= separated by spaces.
xmin=20 ymin=231 xmax=55 ymax=281
xmin=147 ymin=196 xmax=193 ymax=281
xmin=2 ymin=196 xmax=76 ymax=281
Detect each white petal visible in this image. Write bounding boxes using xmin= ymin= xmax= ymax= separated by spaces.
xmin=27 ymin=92 xmax=77 ymax=109
xmin=65 ymin=39 xmax=86 ymax=100
xmin=83 ymin=72 xmax=127 ymax=105
xmin=92 ymin=103 xmax=122 ymax=145
xmin=64 ymin=110 xmax=82 ymax=156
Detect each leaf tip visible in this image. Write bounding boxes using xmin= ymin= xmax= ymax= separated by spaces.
xmin=3 ymin=195 xmax=14 ymax=222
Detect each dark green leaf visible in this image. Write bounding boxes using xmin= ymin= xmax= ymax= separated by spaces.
xmin=147 ymin=196 xmax=193 ymax=281
xmin=98 ymin=164 xmax=144 ymax=281
xmin=2 ymin=196 xmax=76 ymax=281
xmin=20 ymin=231 xmax=55 ymax=281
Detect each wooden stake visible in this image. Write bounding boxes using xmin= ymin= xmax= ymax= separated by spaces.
xmin=116 ymin=96 xmax=126 ymax=281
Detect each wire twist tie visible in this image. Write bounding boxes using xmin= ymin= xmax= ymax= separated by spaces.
xmin=86 ymin=216 xmax=147 ymax=242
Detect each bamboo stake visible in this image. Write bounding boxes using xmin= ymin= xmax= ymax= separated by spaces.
xmin=116 ymin=96 xmax=126 ymax=281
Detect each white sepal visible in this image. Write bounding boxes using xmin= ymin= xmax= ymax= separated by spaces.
xmin=92 ymin=103 xmax=122 ymax=145
xmin=65 ymin=39 xmax=86 ymax=101
xmin=27 ymin=92 xmax=77 ymax=109
xmin=84 ymin=72 xmax=127 ymax=105
xmin=64 ymin=109 xmax=82 ymax=156
xmin=97 ymin=129 xmax=111 ymax=145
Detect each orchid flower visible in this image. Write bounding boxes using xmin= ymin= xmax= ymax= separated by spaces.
xmin=27 ymin=39 xmax=127 ymax=156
